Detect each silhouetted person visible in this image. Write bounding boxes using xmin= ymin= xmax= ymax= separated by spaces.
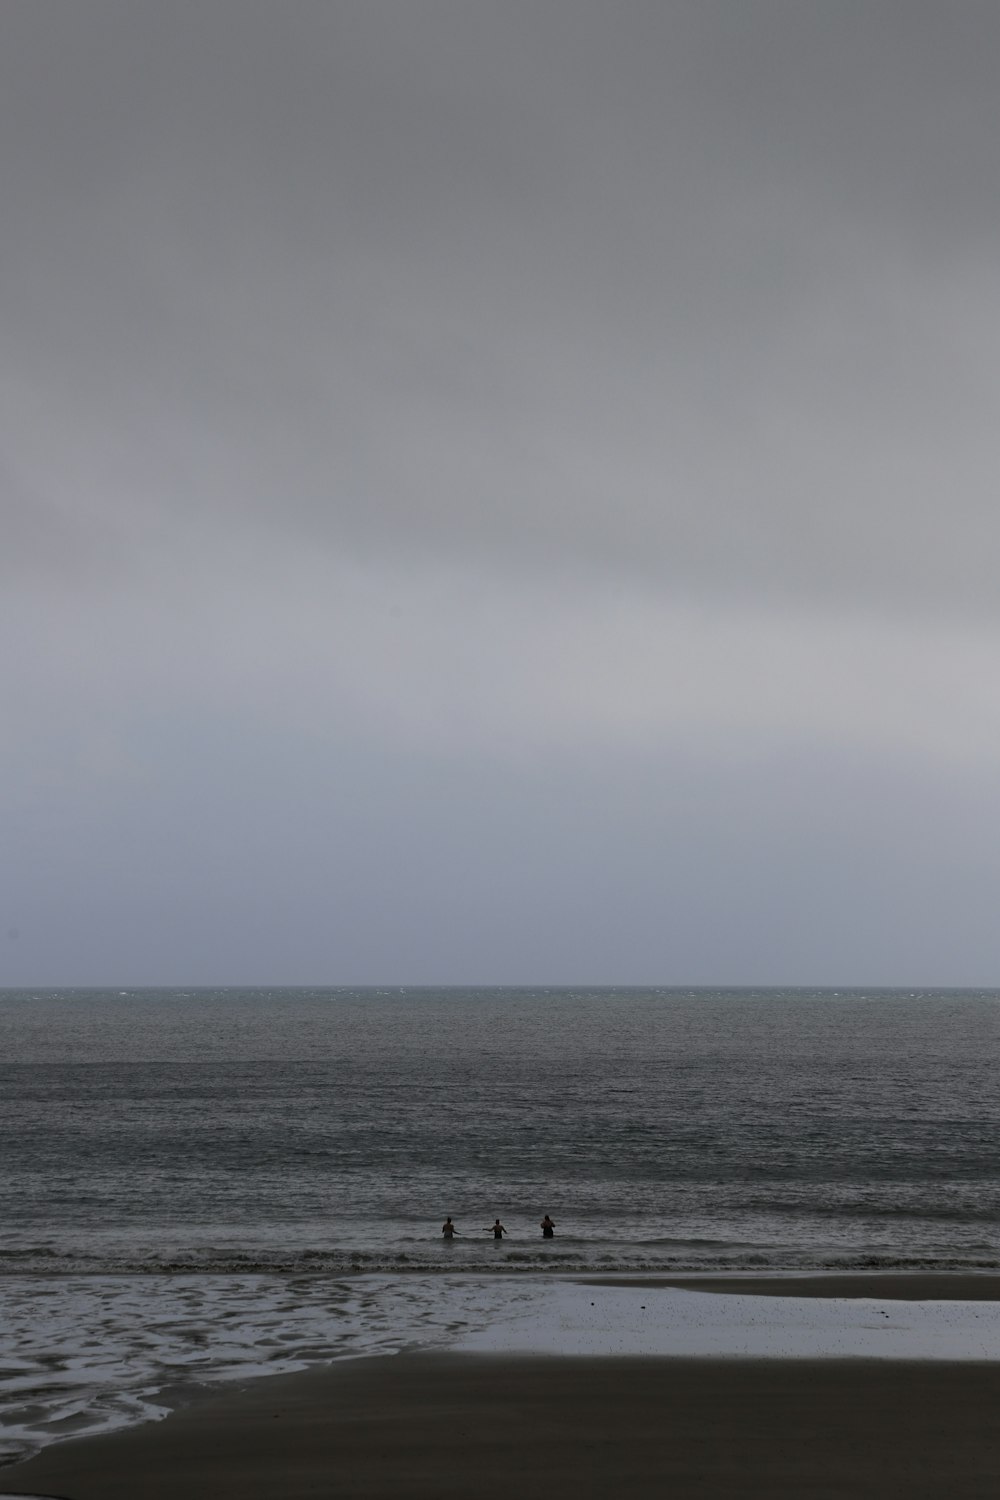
xmin=540 ymin=1214 xmax=555 ymax=1238
xmin=442 ymin=1217 xmax=457 ymax=1239
xmin=484 ymin=1218 xmax=507 ymax=1239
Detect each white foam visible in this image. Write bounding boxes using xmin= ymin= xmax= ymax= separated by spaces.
xmin=451 ymin=1281 xmax=1000 ymax=1360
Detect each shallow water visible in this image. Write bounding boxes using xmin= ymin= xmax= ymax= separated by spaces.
xmin=0 ymin=1273 xmax=548 ymax=1465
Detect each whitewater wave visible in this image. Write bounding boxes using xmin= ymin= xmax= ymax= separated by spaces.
xmin=2 ymin=1245 xmax=998 ymax=1278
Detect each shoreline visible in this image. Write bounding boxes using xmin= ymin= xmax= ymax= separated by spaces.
xmin=4 ymin=1271 xmax=1000 ymax=1489
xmin=583 ymin=1271 xmax=1000 ymax=1300
xmin=4 ymin=1350 xmax=1000 ymax=1499
xmin=451 ymin=1272 xmax=1000 ymax=1359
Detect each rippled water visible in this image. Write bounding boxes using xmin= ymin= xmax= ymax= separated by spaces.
xmin=3 ymin=987 xmax=998 ymax=1276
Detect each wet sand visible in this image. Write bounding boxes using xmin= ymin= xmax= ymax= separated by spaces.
xmin=4 ymin=1349 xmax=1000 ymax=1500
xmin=591 ymin=1272 xmax=1000 ymax=1301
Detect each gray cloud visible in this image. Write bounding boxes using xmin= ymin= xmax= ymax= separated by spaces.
xmin=3 ymin=2 xmax=1000 ymax=982
xmin=6 ymin=2 xmax=1000 ymax=606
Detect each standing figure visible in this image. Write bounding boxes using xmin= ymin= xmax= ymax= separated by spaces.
xmin=484 ymin=1218 xmax=507 ymax=1239
xmin=442 ymin=1217 xmax=457 ymax=1239
xmin=540 ymin=1214 xmax=555 ymax=1238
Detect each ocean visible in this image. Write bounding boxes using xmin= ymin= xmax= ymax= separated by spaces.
xmin=2 ymin=986 xmax=999 ymax=1462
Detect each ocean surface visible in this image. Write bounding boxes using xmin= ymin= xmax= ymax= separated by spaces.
xmin=2 ymin=986 xmax=999 ymax=1462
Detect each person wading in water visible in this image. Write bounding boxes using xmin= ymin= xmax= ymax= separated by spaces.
xmin=540 ymin=1214 xmax=555 ymax=1238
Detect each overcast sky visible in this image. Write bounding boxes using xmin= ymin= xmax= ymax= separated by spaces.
xmin=3 ymin=0 xmax=1000 ymax=985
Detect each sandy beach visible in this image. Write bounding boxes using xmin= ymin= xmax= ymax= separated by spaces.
xmin=5 ymin=1274 xmax=1000 ymax=1499
xmin=4 ymin=1349 xmax=1000 ymax=1499
xmin=610 ymin=1273 xmax=1000 ymax=1301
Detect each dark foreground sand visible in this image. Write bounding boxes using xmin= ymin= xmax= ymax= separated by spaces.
xmin=5 ymin=1350 xmax=1000 ymax=1500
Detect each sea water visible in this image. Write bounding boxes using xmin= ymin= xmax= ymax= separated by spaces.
xmin=1 ymin=986 xmax=999 ymax=1462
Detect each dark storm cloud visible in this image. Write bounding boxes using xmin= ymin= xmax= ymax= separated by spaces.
xmin=4 ymin=1 xmax=1000 ymax=611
